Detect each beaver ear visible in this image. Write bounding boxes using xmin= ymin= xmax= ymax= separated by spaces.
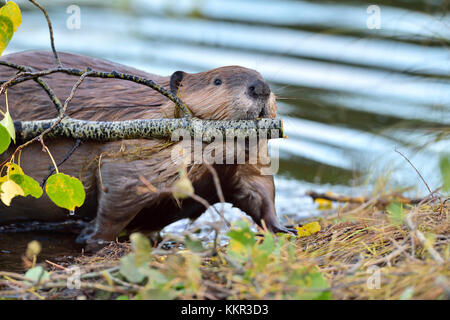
xmin=170 ymin=71 xmax=186 ymax=94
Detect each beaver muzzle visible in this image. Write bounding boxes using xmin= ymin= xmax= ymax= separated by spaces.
xmin=247 ymin=79 xmax=271 ymax=100
xmin=245 ymin=80 xmax=271 ymax=119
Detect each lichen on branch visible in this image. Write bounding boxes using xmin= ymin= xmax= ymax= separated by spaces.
xmin=15 ymin=117 xmax=284 ymax=143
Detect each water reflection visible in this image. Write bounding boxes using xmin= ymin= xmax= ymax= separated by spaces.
xmin=6 ymin=0 xmax=450 ymax=209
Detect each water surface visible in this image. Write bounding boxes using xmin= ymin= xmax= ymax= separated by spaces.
xmin=0 ymin=0 xmax=449 ymax=270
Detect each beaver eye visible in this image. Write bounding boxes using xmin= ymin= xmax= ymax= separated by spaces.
xmin=214 ymin=78 xmax=222 ymax=86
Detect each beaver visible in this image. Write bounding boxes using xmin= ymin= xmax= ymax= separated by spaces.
xmin=0 ymin=51 xmax=290 ymax=249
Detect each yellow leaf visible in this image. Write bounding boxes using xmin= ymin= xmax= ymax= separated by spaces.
xmin=315 ymin=198 xmax=332 ymax=210
xmin=0 ymin=1 xmax=21 ymax=32
xmin=5 ymin=162 xmax=23 ymax=175
xmin=172 ymin=168 xmax=194 ymax=199
xmin=1 ymin=179 xmax=24 ymax=206
xmin=295 ymin=221 xmax=321 ymax=238
xmin=26 ymin=240 xmax=41 ymax=259
xmin=295 ymin=227 xmax=311 ymax=237
xmin=304 ymin=221 xmax=321 ymax=233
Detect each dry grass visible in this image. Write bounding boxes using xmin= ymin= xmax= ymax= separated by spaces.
xmin=0 ymin=195 xmax=448 ymax=300
xmin=295 ymin=199 xmax=449 ymax=299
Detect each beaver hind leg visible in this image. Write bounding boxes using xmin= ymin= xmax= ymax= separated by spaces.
xmin=75 ymin=219 xmax=96 ymax=244
xmin=79 ymin=162 xmax=155 ymax=251
xmin=81 ymin=201 xmax=144 ymax=252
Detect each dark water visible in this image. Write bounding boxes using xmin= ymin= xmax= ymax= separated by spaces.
xmin=0 ymin=0 xmax=449 ymax=271
xmin=0 ymin=231 xmax=82 ymax=272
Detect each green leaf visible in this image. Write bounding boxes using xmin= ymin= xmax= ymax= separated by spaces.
xmin=249 ymin=232 xmax=275 ymax=271
xmin=290 ymin=267 xmax=331 ymax=300
xmin=116 ymin=295 xmax=129 ymax=300
xmin=259 ymin=232 xmax=275 ymax=254
xmin=227 ymin=220 xmax=256 ymax=248
xmin=10 ymin=174 xmax=43 ymax=198
xmin=307 ymin=270 xmax=332 ymax=300
xmin=227 ymin=220 xmax=257 ymax=262
xmin=0 ymin=111 xmax=15 ymax=143
xmin=400 ymin=286 xmax=415 ymax=300
xmin=141 ymin=268 xmax=168 ymax=285
xmin=24 ymin=266 xmax=49 ymax=284
xmin=0 ymin=1 xmax=21 ymax=56
xmin=439 ymin=154 xmax=450 ymax=193
xmin=387 ymin=202 xmax=405 ymax=226
xmin=137 ymin=288 xmax=176 ymax=300
xmin=184 ymin=234 xmax=204 ymax=252
xmin=0 ymin=15 xmax=13 ymax=56
xmin=129 ymin=233 xmax=152 ymax=266
xmin=119 ymin=253 xmax=147 ymax=284
xmin=119 ymin=233 xmax=153 ymax=284
xmin=0 ymin=124 xmax=11 ymax=154
xmin=45 ymin=173 xmax=86 ymax=210
xmin=0 ymin=1 xmax=21 ymax=32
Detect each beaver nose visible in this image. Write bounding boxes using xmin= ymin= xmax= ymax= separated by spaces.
xmin=248 ymin=80 xmax=270 ymax=99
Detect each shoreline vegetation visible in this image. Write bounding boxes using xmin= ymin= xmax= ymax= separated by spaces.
xmin=0 ymin=1 xmax=448 ymax=301
xmin=0 ymin=189 xmax=448 ymax=300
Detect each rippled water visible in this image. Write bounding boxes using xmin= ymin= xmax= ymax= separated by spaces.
xmin=0 ymin=0 xmax=449 ymax=270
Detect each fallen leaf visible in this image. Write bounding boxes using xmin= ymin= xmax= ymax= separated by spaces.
xmin=296 ymin=221 xmax=321 ymax=237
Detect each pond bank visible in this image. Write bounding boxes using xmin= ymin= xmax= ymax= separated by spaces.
xmin=0 ymin=192 xmax=448 ymax=300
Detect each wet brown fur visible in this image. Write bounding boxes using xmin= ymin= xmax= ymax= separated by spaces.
xmin=0 ymin=51 xmax=285 ymax=249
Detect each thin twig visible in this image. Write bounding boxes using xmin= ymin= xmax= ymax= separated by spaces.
xmin=306 ymin=190 xmax=429 ymax=206
xmin=405 ymin=195 xmax=445 ymax=264
xmin=29 ymin=0 xmax=62 ymax=67
xmin=204 ymin=163 xmax=229 ymax=227
xmin=395 ymin=149 xmax=433 ymax=196
xmin=41 ymin=139 xmax=82 ymax=187
xmin=34 ymin=77 xmax=64 ymax=114
xmin=0 ymin=66 xmax=192 ymax=117
xmin=405 ymin=211 xmax=444 ymax=264
xmin=0 ymin=61 xmax=63 ymax=114
xmin=0 ymin=71 xmax=92 ymax=167
xmin=45 ymin=260 xmax=67 ymax=271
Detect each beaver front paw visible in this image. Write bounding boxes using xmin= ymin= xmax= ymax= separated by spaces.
xmin=265 ymin=222 xmax=297 ymax=235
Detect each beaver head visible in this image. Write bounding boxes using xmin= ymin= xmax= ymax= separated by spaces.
xmin=170 ymin=66 xmax=277 ymax=120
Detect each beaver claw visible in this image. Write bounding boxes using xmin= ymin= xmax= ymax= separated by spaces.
xmin=264 ymin=220 xmax=297 ymax=235
xmin=271 ymin=225 xmax=298 ymax=235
